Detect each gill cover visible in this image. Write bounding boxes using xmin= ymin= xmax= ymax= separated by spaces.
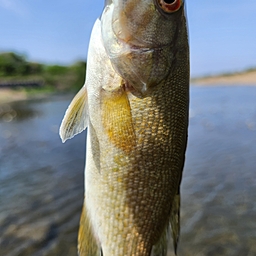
xmin=101 ymin=0 xmax=185 ymax=96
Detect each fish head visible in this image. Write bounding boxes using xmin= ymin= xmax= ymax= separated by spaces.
xmin=101 ymin=0 xmax=189 ymax=96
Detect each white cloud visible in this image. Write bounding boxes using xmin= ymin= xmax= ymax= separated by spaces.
xmin=0 ymin=0 xmax=28 ymax=17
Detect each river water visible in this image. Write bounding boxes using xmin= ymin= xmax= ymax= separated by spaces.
xmin=0 ymin=86 xmax=256 ymax=256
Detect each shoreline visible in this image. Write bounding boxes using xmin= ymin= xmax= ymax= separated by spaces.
xmin=1 ymin=71 xmax=256 ymax=104
xmin=0 ymin=88 xmax=28 ymax=104
xmin=0 ymin=88 xmax=66 ymax=105
xmin=192 ymin=70 xmax=256 ymax=86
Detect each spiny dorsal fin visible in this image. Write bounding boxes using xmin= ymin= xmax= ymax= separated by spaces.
xmin=170 ymin=194 xmax=180 ymax=255
xmin=59 ymin=86 xmax=88 ymax=143
xmin=78 ymin=198 xmax=101 ymax=256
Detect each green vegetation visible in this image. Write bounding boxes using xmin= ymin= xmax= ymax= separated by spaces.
xmin=0 ymin=52 xmax=86 ymax=92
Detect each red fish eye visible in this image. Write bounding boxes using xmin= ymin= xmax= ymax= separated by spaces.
xmin=156 ymin=0 xmax=183 ymax=13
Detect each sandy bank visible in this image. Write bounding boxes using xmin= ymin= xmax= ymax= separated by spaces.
xmin=0 ymin=89 xmax=28 ymax=104
xmin=192 ymin=70 xmax=256 ymax=86
xmin=0 ymin=88 xmax=56 ymax=105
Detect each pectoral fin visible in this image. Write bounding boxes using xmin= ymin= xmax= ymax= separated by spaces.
xmin=101 ymin=86 xmax=136 ymax=153
xmin=59 ymin=86 xmax=88 ymax=143
xmin=78 ymin=198 xmax=100 ymax=256
xmin=170 ymin=194 xmax=180 ymax=255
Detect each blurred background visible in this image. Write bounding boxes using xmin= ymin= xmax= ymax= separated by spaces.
xmin=0 ymin=0 xmax=256 ymax=255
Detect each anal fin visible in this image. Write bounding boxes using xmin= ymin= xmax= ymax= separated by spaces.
xmin=151 ymin=197 xmax=180 ymax=256
xmin=151 ymin=226 xmax=169 ymax=256
xmin=170 ymin=194 xmax=180 ymax=255
xmin=78 ymin=198 xmax=100 ymax=256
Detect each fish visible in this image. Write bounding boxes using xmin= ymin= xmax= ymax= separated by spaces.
xmin=59 ymin=0 xmax=189 ymax=255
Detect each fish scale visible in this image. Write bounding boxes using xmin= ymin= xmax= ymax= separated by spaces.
xmin=59 ymin=0 xmax=189 ymax=255
xmin=88 ymin=81 xmax=187 ymax=255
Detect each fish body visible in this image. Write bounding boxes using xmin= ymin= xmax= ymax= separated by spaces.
xmin=60 ymin=0 xmax=189 ymax=255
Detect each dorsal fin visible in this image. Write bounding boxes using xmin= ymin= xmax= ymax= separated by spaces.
xmin=59 ymin=86 xmax=88 ymax=143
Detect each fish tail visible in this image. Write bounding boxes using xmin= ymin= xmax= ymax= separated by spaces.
xmin=78 ymin=198 xmax=101 ymax=256
xmin=170 ymin=194 xmax=181 ymax=255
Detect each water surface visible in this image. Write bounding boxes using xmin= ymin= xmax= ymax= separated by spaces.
xmin=0 ymin=86 xmax=256 ymax=256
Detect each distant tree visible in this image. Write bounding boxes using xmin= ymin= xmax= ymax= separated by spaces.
xmin=0 ymin=52 xmax=27 ymax=76
xmin=44 ymin=65 xmax=69 ymax=75
xmin=0 ymin=52 xmax=44 ymax=76
xmin=0 ymin=52 xmax=87 ymax=92
xmin=70 ymin=61 xmax=86 ymax=90
xmin=27 ymin=62 xmax=44 ymax=75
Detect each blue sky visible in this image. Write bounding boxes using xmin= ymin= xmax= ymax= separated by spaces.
xmin=1 ymin=0 xmax=256 ymax=77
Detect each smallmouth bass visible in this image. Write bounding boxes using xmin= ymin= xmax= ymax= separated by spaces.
xmin=59 ymin=0 xmax=189 ymax=255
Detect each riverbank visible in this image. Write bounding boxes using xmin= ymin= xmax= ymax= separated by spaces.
xmin=0 ymin=70 xmax=256 ymax=104
xmin=1 ymin=70 xmax=256 ymax=104
xmin=192 ymin=70 xmax=256 ymax=86
xmin=0 ymin=88 xmax=68 ymax=105
xmin=0 ymin=88 xmax=28 ymax=104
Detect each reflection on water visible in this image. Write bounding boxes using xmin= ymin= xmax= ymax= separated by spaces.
xmin=0 ymin=95 xmax=85 ymax=256
xmin=0 ymin=101 xmax=41 ymax=123
xmin=0 ymin=87 xmax=256 ymax=256
xmin=180 ymin=86 xmax=256 ymax=256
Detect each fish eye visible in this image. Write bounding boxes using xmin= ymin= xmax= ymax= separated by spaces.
xmin=156 ymin=0 xmax=183 ymax=14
